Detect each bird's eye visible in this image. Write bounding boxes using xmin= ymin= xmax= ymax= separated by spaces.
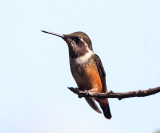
xmin=73 ymin=37 xmax=80 ymax=43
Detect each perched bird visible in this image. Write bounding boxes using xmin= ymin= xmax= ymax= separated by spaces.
xmin=42 ymin=30 xmax=112 ymax=119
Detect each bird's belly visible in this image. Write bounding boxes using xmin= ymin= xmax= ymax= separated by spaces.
xmin=70 ymin=62 xmax=102 ymax=92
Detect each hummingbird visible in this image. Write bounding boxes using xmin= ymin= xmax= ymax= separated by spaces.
xmin=41 ymin=30 xmax=112 ymax=119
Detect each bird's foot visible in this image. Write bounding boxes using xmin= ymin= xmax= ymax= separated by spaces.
xmin=84 ymin=90 xmax=95 ymax=96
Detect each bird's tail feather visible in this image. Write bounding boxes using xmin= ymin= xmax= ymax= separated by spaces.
xmin=99 ymin=98 xmax=112 ymax=119
xmin=85 ymin=97 xmax=102 ymax=113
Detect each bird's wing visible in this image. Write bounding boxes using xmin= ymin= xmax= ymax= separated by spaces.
xmin=95 ymin=54 xmax=107 ymax=93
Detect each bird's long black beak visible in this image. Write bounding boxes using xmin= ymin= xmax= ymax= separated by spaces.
xmin=41 ymin=30 xmax=65 ymax=38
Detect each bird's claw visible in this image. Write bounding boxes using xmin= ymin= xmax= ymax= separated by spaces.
xmin=85 ymin=90 xmax=94 ymax=96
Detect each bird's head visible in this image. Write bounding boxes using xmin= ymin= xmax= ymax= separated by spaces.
xmin=42 ymin=31 xmax=93 ymax=58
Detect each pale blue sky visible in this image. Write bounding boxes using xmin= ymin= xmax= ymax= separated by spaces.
xmin=0 ymin=0 xmax=160 ymax=133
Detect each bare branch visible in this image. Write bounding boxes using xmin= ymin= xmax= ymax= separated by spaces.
xmin=68 ymin=86 xmax=160 ymax=100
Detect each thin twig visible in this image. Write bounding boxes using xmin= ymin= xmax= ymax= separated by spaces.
xmin=68 ymin=86 xmax=160 ymax=100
